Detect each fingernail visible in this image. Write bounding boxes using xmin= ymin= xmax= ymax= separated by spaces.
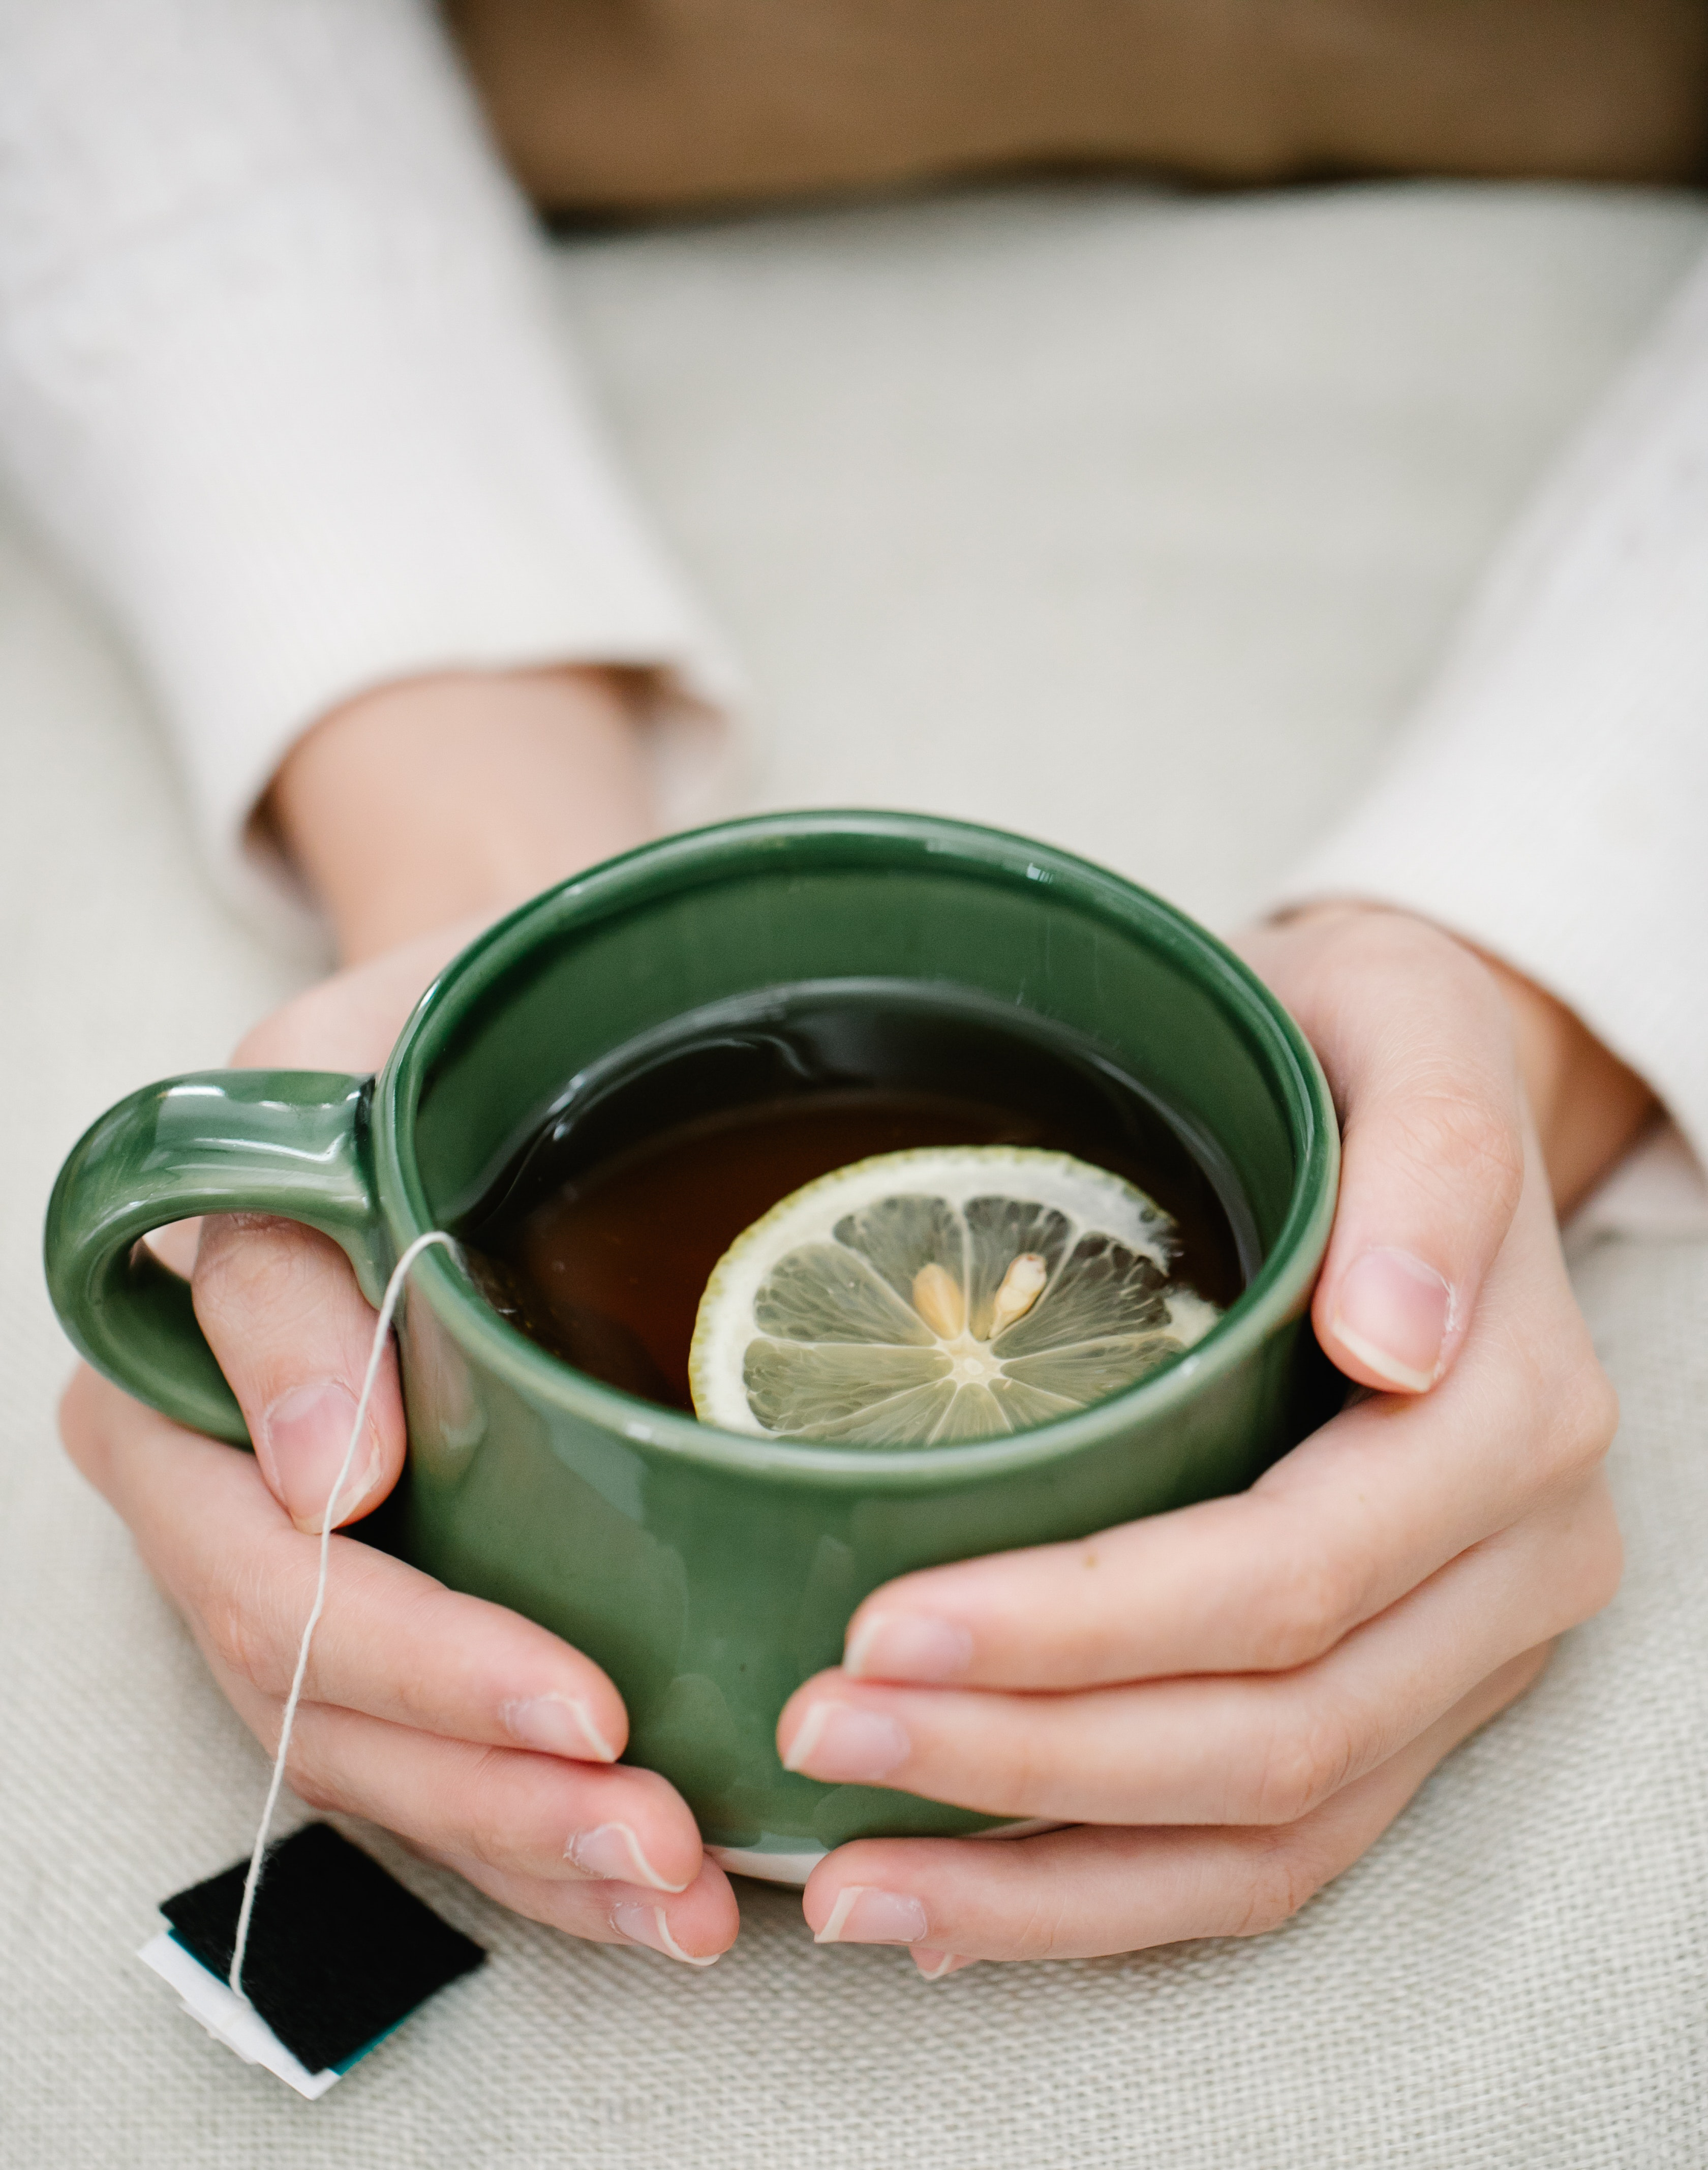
xmin=504 ymin=1694 xmax=619 ymax=1763
xmin=845 ymin=1612 xmax=973 ymax=1682
xmin=1331 ymin=1247 xmax=1454 ymax=1393
xmin=782 ymin=1702 xmax=911 ymax=1782
xmin=609 ymin=1901 xmax=720 ymax=1967
xmin=814 ymin=1886 xmax=928 ymax=1946
xmin=258 ymin=1380 xmax=371 ymax=1531
xmin=567 ymin=1822 xmax=688 ymax=1892
xmin=912 ymin=1949 xmax=975 ymax=1981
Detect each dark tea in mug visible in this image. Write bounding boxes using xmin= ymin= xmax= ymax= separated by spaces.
xmin=457 ymin=977 xmax=1256 ymax=1415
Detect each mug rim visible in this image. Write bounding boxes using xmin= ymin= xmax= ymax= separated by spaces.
xmin=372 ymin=810 xmax=1339 ymax=1491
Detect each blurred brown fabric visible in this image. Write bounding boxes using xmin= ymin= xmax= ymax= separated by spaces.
xmin=447 ymin=0 xmax=1708 ymax=217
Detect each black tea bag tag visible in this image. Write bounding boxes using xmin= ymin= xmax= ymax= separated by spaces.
xmin=140 ymin=1824 xmax=483 ymax=2096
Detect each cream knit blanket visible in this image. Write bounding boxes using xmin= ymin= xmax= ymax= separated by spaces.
xmin=2 ymin=179 xmax=1704 ymax=2166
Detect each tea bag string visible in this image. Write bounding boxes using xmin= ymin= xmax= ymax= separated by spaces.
xmin=228 ymin=1228 xmax=456 ymax=2005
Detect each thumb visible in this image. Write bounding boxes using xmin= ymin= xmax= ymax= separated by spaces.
xmin=192 ymin=1212 xmax=406 ymax=1531
xmin=1247 ymin=910 xmax=1528 ymax=1397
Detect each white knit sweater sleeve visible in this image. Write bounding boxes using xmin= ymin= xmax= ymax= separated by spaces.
xmin=1276 ymin=243 xmax=1708 ymax=1187
xmin=0 ymin=0 xmax=738 ymax=929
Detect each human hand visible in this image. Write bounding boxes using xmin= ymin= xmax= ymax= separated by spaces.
xmin=260 ymin=662 xmax=656 ymax=963
xmin=59 ymin=926 xmax=739 ymax=1966
xmin=779 ymin=905 xmax=1649 ymax=1976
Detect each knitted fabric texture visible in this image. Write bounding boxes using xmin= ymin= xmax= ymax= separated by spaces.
xmin=4 ymin=178 xmax=1705 ymax=2165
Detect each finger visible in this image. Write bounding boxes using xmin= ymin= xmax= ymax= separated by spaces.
xmin=192 ymin=1212 xmax=404 ymax=1531
xmin=418 ymin=1846 xmax=738 ymax=1967
xmin=781 ymin=1475 xmax=1618 ymax=1826
xmin=1242 ymin=909 xmax=1526 ymax=1394
xmin=145 ymin=1217 xmax=202 ymax=1276
xmin=838 ymin=1174 xmax=1615 ymax=1691
xmin=68 ymin=1372 xmax=710 ymax=1895
xmin=228 ymin=918 xmax=481 ymax=1072
xmin=909 ymin=1950 xmax=978 ymax=1981
xmin=207 ymin=1645 xmax=703 ymax=1895
xmin=802 ymin=1645 xmax=1549 ymax=1963
xmin=66 ymin=1372 xmax=641 ymax=1774
xmin=171 ymin=922 xmax=482 ymax=1530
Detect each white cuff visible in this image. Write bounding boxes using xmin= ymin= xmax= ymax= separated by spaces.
xmin=97 ymin=244 xmax=742 ymax=938
xmin=0 ymin=0 xmax=742 ymax=943
xmin=1272 ymin=241 xmax=1708 ymax=1214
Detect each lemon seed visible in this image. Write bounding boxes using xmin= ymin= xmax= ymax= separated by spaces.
xmin=988 ymin=1253 xmax=1048 ymax=1336
xmin=911 ymin=1261 xmax=966 ymax=1339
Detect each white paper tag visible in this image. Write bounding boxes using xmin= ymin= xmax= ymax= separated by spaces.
xmin=138 ymin=1930 xmax=340 ymax=2099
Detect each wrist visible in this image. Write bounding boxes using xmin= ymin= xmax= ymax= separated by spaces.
xmin=1471 ymin=947 xmax=1655 ymax=1215
xmin=257 ymin=665 xmax=656 ymax=962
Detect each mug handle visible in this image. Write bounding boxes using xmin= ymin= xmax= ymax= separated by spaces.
xmin=43 ymin=1071 xmax=390 ymax=1447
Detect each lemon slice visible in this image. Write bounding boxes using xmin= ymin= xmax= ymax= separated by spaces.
xmin=688 ymin=1145 xmax=1222 ymax=1447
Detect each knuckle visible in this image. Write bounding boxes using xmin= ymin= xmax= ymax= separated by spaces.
xmin=192 ymin=1216 xmax=345 ymax=1345
xmin=1001 ymin=1890 xmax=1076 ymax=1963
xmin=999 ymin=1737 xmax=1056 ymax=1818
xmin=275 ymin=1713 xmax=351 ymax=1817
xmin=1552 ymin=1472 xmax=1626 ymax=1626
xmin=198 ymin=1580 xmax=260 ymax=1689
xmin=1383 ymin=1086 xmax=1524 ymax=1225
xmin=1494 ymin=1329 xmax=1616 ymax=1496
xmin=1574 ymin=1543 xmax=1625 ymax=1629
xmin=1322 ymin=909 xmax=1500 ymax=1033
xmin=1229 ymin=1830 xmax=1333 ymax=1938
xmin=1505 ymin=1641 xmax=1557 ymax=1702
xmin=1583 ymin=1501 xmax=1626 ymax=1617
xmin=195 ymin=1555 xmax=279 ymax=1695
xmin=1244 ymin=1699 xmax=1359 ymax=1825
xmin=1513 ymin=1341 xmax=1621 ymax=1494
xmin=1246 ymin=1551 xmax=1366 ymax=1671
xmin=282 ymin=1752 xmax=341 ymax=1815
xmin=457 ymin=1749 xmax=522 ymax=1874
xmin=1560 ymin=1358 xmax=1620 ymax=1476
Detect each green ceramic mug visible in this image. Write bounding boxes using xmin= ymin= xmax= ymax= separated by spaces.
xmin=45 ymin=811 xmax=1338 ymax=1881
